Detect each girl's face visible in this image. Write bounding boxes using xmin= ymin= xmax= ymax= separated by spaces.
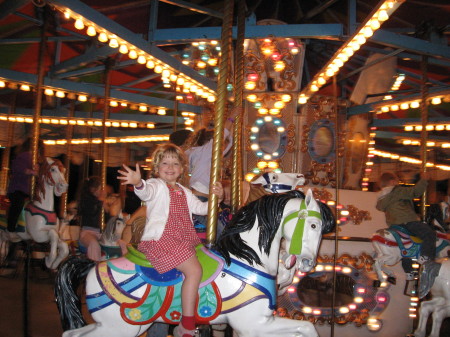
xmin=156 ymin=154 xmax=183 ymax=185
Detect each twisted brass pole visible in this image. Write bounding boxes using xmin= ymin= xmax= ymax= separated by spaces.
xmin=420 ymin=55 xmax=429 ymax=219
xmin=31 ymin=7 xmax=48 ymax=199
xmin=0 ymin=94 xmax=16 ymax=195
xmin=100 ymin=58 xmax=112 ymax=231
xmin=206 ymin=0 xmax=234 ymax=246
xmin=231 ymin=0 xmax=245 ymax=212
xmin=60 ymin=101 xmax=75 ymax=219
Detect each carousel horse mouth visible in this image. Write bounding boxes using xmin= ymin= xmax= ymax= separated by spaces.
xmin=298 ymin=257 xmax=315 ymax=272
xmin=55 ymin=182 xmax=69 ymax=196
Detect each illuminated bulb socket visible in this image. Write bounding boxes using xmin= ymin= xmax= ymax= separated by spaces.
xmin=44 ymin=89 xmax=54 ymax=96
xmin=74 ymin=19 xmax=84 ymax=30
xmin=119 ymin=44 xmax=129 ymax=54
xmin=98 ymin=32 xmax=108 ymax=43
xmin=86 ymin=26 xmax=97 ymax=36
xmin=128 ymin=50 xmax=138 ymax=59
xmin=137 ymin=55 xmax=147 ymax=64
xmin=154 ymin=65 xmax=163 ymax=73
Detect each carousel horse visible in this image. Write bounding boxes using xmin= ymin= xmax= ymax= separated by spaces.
xmin=55 ymin=189 xmax=335 ymax=337
xmin=0 ymin=157 xmax=69 ymax=269
xmin=371 ymin=203 xmax=450 ymax=284
xmin=412 ymin=258 xmax=450 ymax=337
xmin=79 ymin=214 xmax=127 ymax=260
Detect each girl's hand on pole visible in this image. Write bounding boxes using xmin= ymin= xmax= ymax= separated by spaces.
xmin=212 ymin=182 xmax=224 ymax=202
xmin=117 ymin=163 xmax=142 ymax=186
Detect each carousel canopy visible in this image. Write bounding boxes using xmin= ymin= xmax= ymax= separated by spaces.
xmin=0 ymin=0 xmax=448 ymax=169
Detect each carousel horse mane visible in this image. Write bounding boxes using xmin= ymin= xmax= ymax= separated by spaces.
xmin=215 ymin=190 xmax=335 ymax=266
xmin=33 ymin=157 xmax=64 ymax=203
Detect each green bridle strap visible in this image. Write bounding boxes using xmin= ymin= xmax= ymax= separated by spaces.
xmin=282 ymin=200 xmax=322 ymax=255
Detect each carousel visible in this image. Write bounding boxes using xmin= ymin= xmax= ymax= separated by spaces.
xmin=0 ymin=1 xmax=449 ymax=337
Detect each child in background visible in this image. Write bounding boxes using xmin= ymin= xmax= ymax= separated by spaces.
xmin=376 ymin=171 xmax=440 ymax=297
xmin=118 ymin=143 xmax=223 ymax=337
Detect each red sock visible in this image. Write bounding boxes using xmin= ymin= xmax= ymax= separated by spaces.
xmin=181 ymin=315 xmax=195 ymax=330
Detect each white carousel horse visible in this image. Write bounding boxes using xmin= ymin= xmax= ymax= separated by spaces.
xmin=55 ymin=189 xmax=335 ymax=337
xmin=98 ymin=214 xmax=127 ymax=260
xmin=0 ymin=157 xmax=69 ymax=269
xmin=413 ymin=258 xmax=450 ymax=337
xmin=251 ymin=172 xmax=305 ymax=193
xmin=371 ymin=204 xmax=450 ymax=284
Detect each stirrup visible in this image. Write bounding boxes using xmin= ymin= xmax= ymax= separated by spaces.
xmin=173 ymin=323 xmax=196 ymax=337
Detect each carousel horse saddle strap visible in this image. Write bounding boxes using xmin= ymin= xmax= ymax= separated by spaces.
xmin=24 ymin=203 xmax=57 ymax=226
xmin=121 ymin=244 xmax=224 ymax=287
xmin=389 ymin=225 xmax=422 ymax=243
xmin=222 ymin=256 xmax=277 ymax=310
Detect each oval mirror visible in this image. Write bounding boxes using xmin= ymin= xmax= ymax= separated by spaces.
xmin=307 ymin=119 xmax=335 ymax=163
xmin=250 ymin=117 xmax=287 ymax=160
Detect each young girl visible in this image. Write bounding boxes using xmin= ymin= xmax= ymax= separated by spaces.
xmin=117 ymin=143 xmax=223 ymax=337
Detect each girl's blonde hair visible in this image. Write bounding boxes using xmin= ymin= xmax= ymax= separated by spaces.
xmin=151 ymin=143 xmax=188 ymax=181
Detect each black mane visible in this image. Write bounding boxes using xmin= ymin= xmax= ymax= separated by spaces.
xmin=214 ymin=190 xmax=336 ymax=266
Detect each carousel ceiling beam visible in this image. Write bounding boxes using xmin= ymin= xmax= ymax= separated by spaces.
xmin=55 ymin=60 xmax=136 ymax=79
xmin=50 ymin=45 xmax=116 ymax=76
xmin=0 ymin=68 xmax=201 ymax=113
xmin=0 ymin=0 xmax=29 ymax=21
xmin=154 ymin=23 xmax=343 ymax=44
xmin=0 ymin=36 xmax=88 ymax=45
xmin=47 ymin=0 xmax=216 ymax=92
xmin=371 ymin=29 xmax=450 ymax=60
xmin=159 ymin=0 xmax=223 ymax=19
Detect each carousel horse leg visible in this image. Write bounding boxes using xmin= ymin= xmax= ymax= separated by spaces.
xmin=44 ymin=228 xmax=69 ymax=269
xmin=413 ymin=297 xmax=444 ymax=337
xmin=429 ymin=306 xmax=449 ymax=337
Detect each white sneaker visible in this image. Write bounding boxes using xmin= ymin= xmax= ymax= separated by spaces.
xmin=405 ymin=271 xmax=418 ymax=280
xmin=417 ymin=255 xmax=429 ymax=265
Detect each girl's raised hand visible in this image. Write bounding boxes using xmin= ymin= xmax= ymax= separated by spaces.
xmin=117 ymin=163 xmax=142 ymax=186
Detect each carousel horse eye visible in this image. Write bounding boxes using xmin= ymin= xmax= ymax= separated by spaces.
xmin=311 ymin=224 xmax=316 ymax=229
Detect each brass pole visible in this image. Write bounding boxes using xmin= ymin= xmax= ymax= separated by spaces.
xmin=231 ymin=0 xmax=245 ymax=212
xmin=420 ymin=55 xmax=429 ymax=219
xmin=206 ymin=0 xmax=234 ymax=246
xmin=30 ymin=7 xmax=48 ymax=199
xmin=60 ymin=101 xmax=75 ymax=219
xmin=100 ymin=58 xmax=112 ymax=230
xmin=330 ymin=75 xmax=340 ymax=337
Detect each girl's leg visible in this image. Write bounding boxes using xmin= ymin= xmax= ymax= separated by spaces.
xmin=176 ymin=254 xmax=202 ymax=335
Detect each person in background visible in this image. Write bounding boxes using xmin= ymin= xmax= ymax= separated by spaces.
xmin=77 ymin=176 xmax=127 ymax=261
xmin=118 ymin=143 xmax=223 ymax=337
xmin=376 ymin=171 xmax=440 ymax=297
xmin=7 ymin=138 xmax=39 ymax=234
xmin=185 ymin=107 xmax=240 ymax=229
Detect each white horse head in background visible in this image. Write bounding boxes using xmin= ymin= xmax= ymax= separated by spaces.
xmin=251 ymin=172 xmax=305 ymax=194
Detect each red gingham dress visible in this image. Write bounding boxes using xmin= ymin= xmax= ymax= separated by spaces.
xmin=138 ymin=184 xmax=201 ymax=273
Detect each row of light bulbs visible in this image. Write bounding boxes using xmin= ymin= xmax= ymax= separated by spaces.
xmin=0 ymin=79 xmax=172 ymax=115
xmin=370 ymin=149 xmax=450 ymax=171
xmin=375 ymin=94 xmax=450 ymax=114
xmin=298 ymin=0 xmax=404 ymax=104
xmin=404 ymin=124 xmax=450 ymax=132
xmin=55 ymin=6 xmax=216 ymax=102
xmin=43 ymin=135 xmax=169 ymax=146
xmin=400 ymin=139 xmax=450 ymax=148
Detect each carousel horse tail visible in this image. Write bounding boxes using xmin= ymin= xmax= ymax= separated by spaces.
xmin=55 ymin=255 xmax=95 ymax=331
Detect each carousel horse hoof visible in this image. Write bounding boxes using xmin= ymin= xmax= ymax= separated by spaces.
xmin=418 ymin=260 xmax=441 ymax=298
xmin=174 ymin=323 xmax=196 ymax=337
xmin=387 ymin=276 xmax=396 ymax=285
xmin=373 ymin=279 xmax=381 ymax=288
xmin=6 ymin=230 xmax=21 ymax=243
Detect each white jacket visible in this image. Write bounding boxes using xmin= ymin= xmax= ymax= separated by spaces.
xmin=134 ymin=178 xmax=209 ymax=241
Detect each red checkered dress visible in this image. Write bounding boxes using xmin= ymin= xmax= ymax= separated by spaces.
xmin=138 ymin=185 xmax=201 ymax=273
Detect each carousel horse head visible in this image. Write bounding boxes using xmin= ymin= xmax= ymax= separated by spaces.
xmin=216 ymin=189 xmax=335 ymax=273
xmin=251 ymin=172 xmax=305 ymax=194
xmin=99 ymin=215 xmax=126 ymax=248
xmin=34 ymin=157 xmax=68 ymax=202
